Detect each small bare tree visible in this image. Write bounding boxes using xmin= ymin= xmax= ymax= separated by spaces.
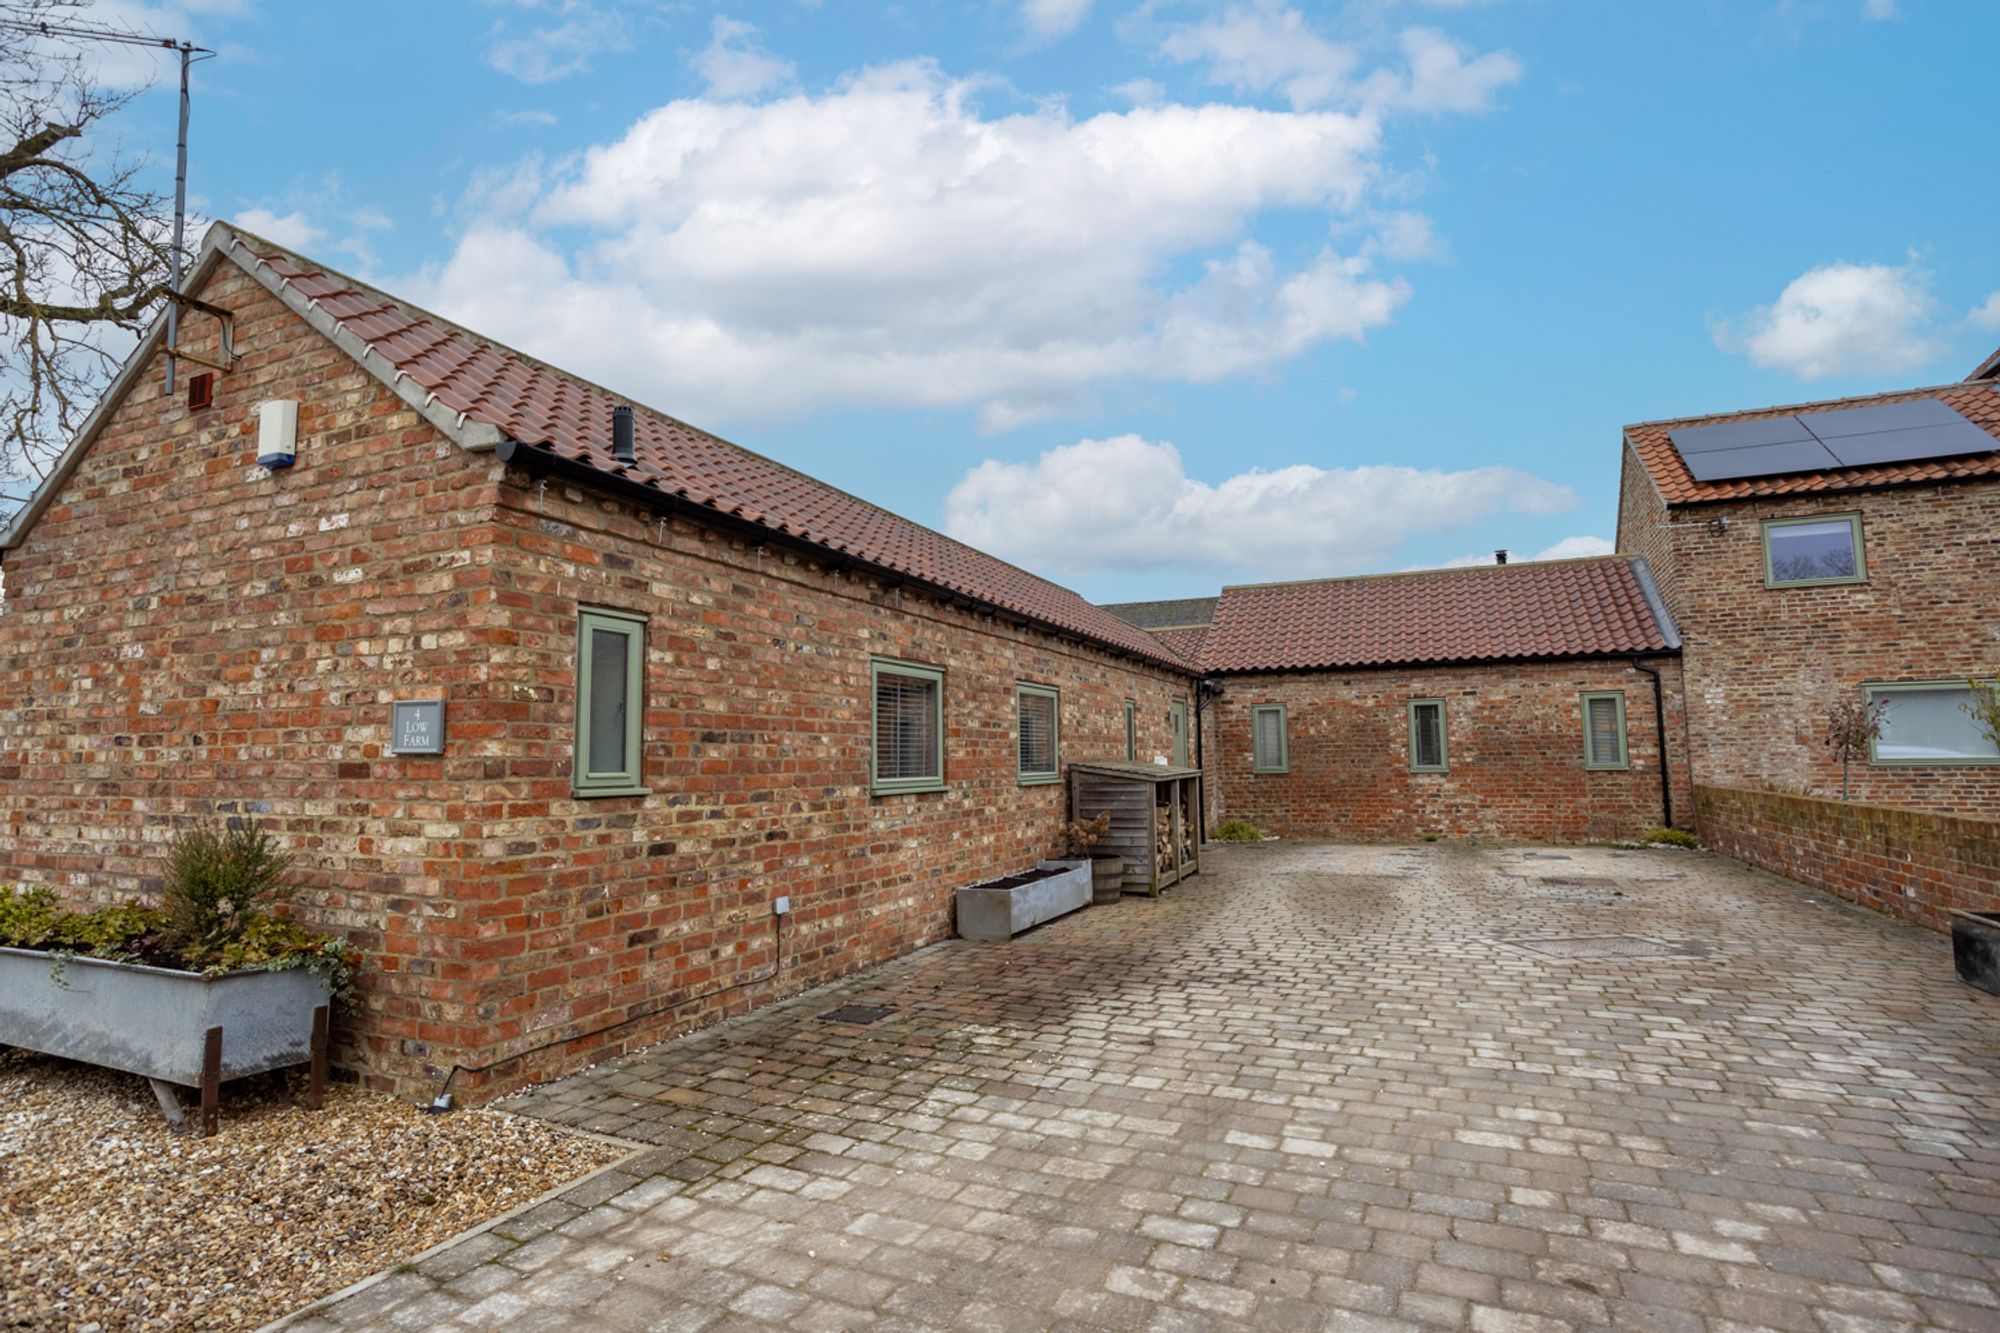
xmin=1967 ymin=676 xmax=2000 ymax=755
xmin=0 ymin=0 xmax=173 ymax=509
xmin=1825 ymin=696 xmax=1889 ymax=801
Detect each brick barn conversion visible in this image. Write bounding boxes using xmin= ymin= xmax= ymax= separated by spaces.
xmin=2 ymin=221 xmax=1996 ymax=1101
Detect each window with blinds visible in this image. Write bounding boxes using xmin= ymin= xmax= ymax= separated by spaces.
xmin=1581 ymin=691 xmax=1628 ymax=770
xmin=872 ymin=659 xmax=944 ymax=794
xmin=575 ymin=607 xmax=647 ymax=796
xmin=1017 ymin=684 xmax=1060 ymax=783
xmin=1251 ymin=703 xmax=1288 ymax=773
xmin=1408 ymin=699 xmax=1447 ymax=773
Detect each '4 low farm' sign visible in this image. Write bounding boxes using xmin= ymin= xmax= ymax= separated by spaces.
xmin=389 ymin=700 xmax=446 ymax=755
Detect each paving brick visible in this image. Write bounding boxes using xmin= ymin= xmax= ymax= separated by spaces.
xmin=289 ymin=841 xmax=2000 ymax=1332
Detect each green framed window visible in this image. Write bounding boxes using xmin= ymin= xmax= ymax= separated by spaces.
xmin=1170 ymin=698 xmax=1189 ymax=767
xmin=1408 ymin=699 xmax=1447 ymax=773
xmin=574 ymin=607 xmax=647 ymax=797
xmin=872 ymin=658 xmax=946 ymax=795
xmin=1763 ymin=513 xmax=1865 ymax=588
xmin=1865 ymin=681 xmax=2000 ymax=766
xmin=1251 ymin=703 xmax=1288 ymax=773
xmin=1017 ymin=683 xmax=1061 ymax=784
xmin=1124 ymin=699 xmax=1137 ymax=762
xmin=1581 ymin=691 xmax=1629 ymax=770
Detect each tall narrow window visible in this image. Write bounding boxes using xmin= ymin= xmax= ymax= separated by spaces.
xmin=1170 ymin=699 xmax=1189 ymax=767
xmin=1581 ymin=691 xmax=1629 ymax=770
xmin=1124 ymin=699 xmax=1137 ymax=762
xmin=872 ymin=658 xmax=946 ymax=794
xmin=575 ymin=607 xmax=646 ymax=796
xmin=1017 ymin=683 xmax=1060 ymax=784
xmin=1763 ymin=514 xmax=1864 ymax=587
xmin=1251 ymin=704 xmax=1288 ymax=773
xmin=1408 ymin=699 xmax=1447 ymax=773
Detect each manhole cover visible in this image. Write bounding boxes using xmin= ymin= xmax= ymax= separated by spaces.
xmin=821 ymin=1003 xmax=895 ymax=1025
xmin=1498 ymin=935 xmax=1709 ymax=961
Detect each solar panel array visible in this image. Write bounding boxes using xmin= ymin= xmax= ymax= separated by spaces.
xmin=1667 ymin=398 xmax=1996 ymax=483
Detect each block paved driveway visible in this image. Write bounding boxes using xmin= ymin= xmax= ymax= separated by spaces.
xmin=290 ymin=843 xmax=2000 ymax=1332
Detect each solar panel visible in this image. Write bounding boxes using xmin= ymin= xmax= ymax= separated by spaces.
xmin=1822 ymin=420 xmax=1999 ymax=468
xmin=1667 ymin=415 xmax=1813 ymax=454
xmin=1667 ymin=396 xmax=1997 ymax=482
xmin=1679 ymin=439 xmax=1839 ymax=482
xmin=1796 ymin=398 xmax=1961 ymax=439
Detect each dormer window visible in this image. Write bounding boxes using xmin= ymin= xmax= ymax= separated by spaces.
xmin=1763 ymin=514 xmax=1864 ymax=588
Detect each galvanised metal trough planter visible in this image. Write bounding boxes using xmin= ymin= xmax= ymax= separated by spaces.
xmin=0 ymin=946 xmax=331 ymax=1135
xmin=955 ymin=859 xmax=1092 ymax=941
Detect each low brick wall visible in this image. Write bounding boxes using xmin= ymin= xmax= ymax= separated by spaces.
xmin=1695 ymin=785 xmax=2000 ymax=931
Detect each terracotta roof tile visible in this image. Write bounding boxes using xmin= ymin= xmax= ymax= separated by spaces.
xmin=234 ymin=238 xmax=1184 ymax=670
xmin=1199 ymin=557 xmax=1673 ymax=674
xmin=1148 ymin=626 xmax=1210 ymax=664
xmin=1626 ymin=382 xmax=2000 ymax=506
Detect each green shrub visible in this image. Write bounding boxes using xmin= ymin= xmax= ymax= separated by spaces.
xmin=1 ymin=821 xmax=357 ymax=1008
xmin=1641 ymin=826 xmax=1700 ymax=849
xmin=1212 ymin=818 xmax=1263 ymax=842
xmin=162 ymin=819 xmax=293 ymax=953
xmin=0 ymin=885 xmax=64 ymax=948
xmin=1421 ymin=833 xmax=1439 ymax=843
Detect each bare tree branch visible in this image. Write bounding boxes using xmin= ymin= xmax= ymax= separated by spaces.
xmin=0 ymin=0 xmax=173 ymax=507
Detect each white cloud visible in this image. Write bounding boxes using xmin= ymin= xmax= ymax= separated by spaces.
xmin=1862 ymin=0 xmax=1899 ymax=18
xmin=414 ymin=62 xmax=1416 ymax=429
xmin=496 ymin=109 xmax=560 ymax=126
xmin=485 ymin=4 xmax=628 ymax=84
xmin=1021 ymin=0 xmax=1092 ymax=41
xmin=692 ymin=16 xmax=794 ymax=100
xmin=234 ymin=208 xmax=324 ymax=250
xmin=1437 ymin=535 xmax=1616 ymax=568
xmin=1159 ymin=3 xmax=1519 ymax=114
xmin=1161 ymin=1 xmax=1357 ymax=110
xmin=1716 ymin=261 xmax=1944 ymax=381
xmin=1968 ymin=292 xmax=2000 ymax=333
xmin=1112 ymin=77 xmax=1165 ymax=107
xmin=1363 ymin=27 xmax=1523 ymax=115
xmin=942 ymin=434 xmax=1575 ymax=581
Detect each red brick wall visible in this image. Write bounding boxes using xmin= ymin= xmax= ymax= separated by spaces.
xmin=1697 ymin=784 xmax=2000 ymax=931
xmin=0 ymin=253 xmax=1190 ymax=1102
xmin=1622 ymin=471 xmax=2000 ymax=814
xmin=1204 ymin=657 xmax=1690 ymax=843
xmin=440 ymin=474 xmax=1190 ymax=1099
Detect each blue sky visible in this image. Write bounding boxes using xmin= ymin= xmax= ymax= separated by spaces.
xmin=75 ymin=0 xmax=2000 ymax=601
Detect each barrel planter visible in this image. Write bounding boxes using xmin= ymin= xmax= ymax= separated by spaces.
xmin=0 ymin=947 xmax=332 ymax=1135
xmin=1090 ymin=856 xmax=1126 ymax=905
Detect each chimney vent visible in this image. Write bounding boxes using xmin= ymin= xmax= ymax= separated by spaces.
xmin=612 ymin=405 xmax=635 ymax=465
xmin=1494 ymin=549 xmax=1509 ymax=565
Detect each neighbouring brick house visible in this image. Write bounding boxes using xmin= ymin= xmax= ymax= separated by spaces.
xmin=0 ymin=224 xmax=1195 ymax=1101
xmin=1109 ymin=560 xmax=1691 ymax=843
xmin=1616 ymin=372 xmax=2000 ymax=815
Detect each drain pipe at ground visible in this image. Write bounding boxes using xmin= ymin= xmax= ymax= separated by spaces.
xmin=1629 ymin=658 xmax=1673 ymax=829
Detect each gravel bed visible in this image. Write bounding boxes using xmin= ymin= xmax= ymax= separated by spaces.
xmin=0 ymin=1050 xmax=626 ymax=1331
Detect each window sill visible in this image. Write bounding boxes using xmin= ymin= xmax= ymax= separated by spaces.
xmin=1252 ymin=768 xmax=1289 ymax=776
xmin=1584 ymin=763 xmax=1630 ymax=772
xmin=872 ymin=782 xmax=948 ymax=797
xmin=572 ymin=785 xmax=652 ymax=799
xmin=1766 ymin=576 xmax=1867 ymax=590
xmin=1409 ymin=768 xmax=1449 ymax=776
xmin=1018 ymin=773 xmax=1062 ymax=787
xmin=1867 ymin=757 xmax=2000 ymax=768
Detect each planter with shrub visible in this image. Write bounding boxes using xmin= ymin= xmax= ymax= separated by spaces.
xmin=1066 ymin=812 xmax=1127 ymax=904
xmin=0 ymin=820 xmax=352 ymax=1134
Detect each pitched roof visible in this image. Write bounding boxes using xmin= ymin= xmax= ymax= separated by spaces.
xmin=1625 ymin=381 xmax=2000 ymax=507
xmin=1199 ymin=556 xmax=1678 ymax=674
xmin=1970 ymin=346 xmax=2000 ymax=382
xmin=1101 ymin=596 xmax=1218 ymax=630
xmin=1147 ymin=625 xmax=1210 ymax=664
xmin=2 ymin=223 xmax=1184 ymax=671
